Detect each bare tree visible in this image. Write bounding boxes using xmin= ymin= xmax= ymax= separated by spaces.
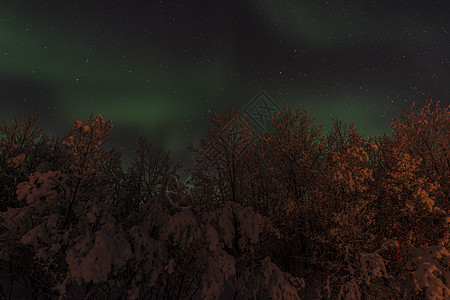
xmin=187 ymin=104 xmax=256 ymax=208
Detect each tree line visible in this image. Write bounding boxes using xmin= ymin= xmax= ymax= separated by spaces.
xmin=0 ymin=101 xmax=448 ymax=299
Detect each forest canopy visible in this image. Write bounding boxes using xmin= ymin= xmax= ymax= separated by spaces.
xmin=0 ymin=101 xmax=448 ymax=299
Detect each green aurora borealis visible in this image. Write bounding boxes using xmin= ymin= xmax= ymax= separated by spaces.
xmin=1 ymin=0 xmax=448 ymax=170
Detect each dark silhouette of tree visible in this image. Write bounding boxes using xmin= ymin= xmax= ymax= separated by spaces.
xmin=261 ymin=106 xmax=325 ymax=207
xmin=121 ymin=137 xmax=180 ymax=210
xmin=0 ymin=110 xmax=49 ymax=210
xmin=239 ymin=134 xmax=279 ymax=214
xmin=187 ymin=105 xmax=255 ymax=208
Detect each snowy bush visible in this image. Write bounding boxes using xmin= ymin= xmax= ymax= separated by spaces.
xmin=236 ymin=256 xmax=305 ymax=300
xmin=399 ymin=245 xmax=450 ymax=299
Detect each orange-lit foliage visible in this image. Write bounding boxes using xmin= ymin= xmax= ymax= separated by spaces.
xmin=62 ymin=113 xmax=113 ymax=176
xmin=0 ymin=113 xmax=123 ymax=299
xmin=391 ymin=100 xmax=449 ymax=210
xmin=320 ymin=120 xmax=375 ymax=204
xmin=372 ymin=102 xmax=449 ymax=273
xmin=189 ymin=102 xmax=448 ymax=299
xmin=305 ymin=120 xmax=381 ymax=297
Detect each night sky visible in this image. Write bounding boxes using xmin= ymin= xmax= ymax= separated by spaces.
xmin=1 ymin=0 xmax=449 ymax=171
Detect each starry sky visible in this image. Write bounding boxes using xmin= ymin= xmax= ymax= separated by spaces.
xmin=1 ymin=0 xmax=449 ymax=172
